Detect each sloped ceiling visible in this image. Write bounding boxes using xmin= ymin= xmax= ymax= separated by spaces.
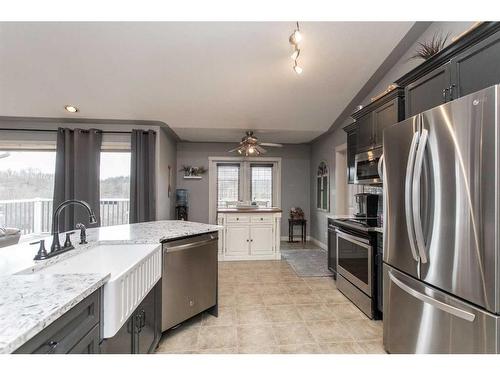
xmin=0 ymin=22 xmax=414 ymax=143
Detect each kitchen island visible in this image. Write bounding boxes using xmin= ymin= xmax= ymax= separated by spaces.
xmin=0 ymin=220 xmax=220 ymax=354
xmin=217 ymin=207 xmax=282 ymax=261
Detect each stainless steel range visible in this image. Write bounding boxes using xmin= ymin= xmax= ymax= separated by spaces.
xmin=329 ymin=216 xmax=382 ymax=320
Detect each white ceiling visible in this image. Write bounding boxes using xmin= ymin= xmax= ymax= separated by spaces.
xmin=0 ymin=22 xmax=414 ymax=143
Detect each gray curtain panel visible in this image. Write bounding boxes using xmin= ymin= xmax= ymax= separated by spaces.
xmin=53 ymin=128 xmax=102 ymax=232
xmin=130 ymin=129 xmax=157 ymax=223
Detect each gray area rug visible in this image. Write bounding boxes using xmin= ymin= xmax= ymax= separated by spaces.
xmin=281 ymin=249 xmax=333 ymax=277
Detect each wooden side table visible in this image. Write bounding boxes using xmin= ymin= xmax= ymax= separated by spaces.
xmin=288 ymin=218 xmax=307 ymax=243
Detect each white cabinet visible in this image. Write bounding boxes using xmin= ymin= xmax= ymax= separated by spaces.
xmin=250 ymin=226 xmax=274 ymax=255
xmin=217 ymin=210 xmax=281 ymax=261
xmin=226 ymin=226 xmax=250 ymax=256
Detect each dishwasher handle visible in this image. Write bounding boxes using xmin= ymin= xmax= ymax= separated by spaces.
xmin=164 ymin=236 xmax=217 ymax=253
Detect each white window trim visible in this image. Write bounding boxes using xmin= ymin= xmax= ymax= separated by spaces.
xmin=316 ymin=160 xmax=329 ymax=212
xmin=208 ymin=156 xmax=282 ymax=224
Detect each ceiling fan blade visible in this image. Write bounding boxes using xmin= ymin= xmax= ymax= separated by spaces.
xmin=227 ymin=147 xmax=241 ymax=153
xmin=260 ymin=142 xmax=283 ymax=147
xmin=255 ymin=145 xmax=267 ymax=154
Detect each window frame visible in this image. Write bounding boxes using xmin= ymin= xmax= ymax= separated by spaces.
xmin=208 ymin=156 xmax=281 ymax=224
xmin=250 ymin=163 xmax=274 ymax=207
xmin=316 ymin=161 xmax=329 ymax=211
xmin=216 ymin=163 xmax=242 ymax=209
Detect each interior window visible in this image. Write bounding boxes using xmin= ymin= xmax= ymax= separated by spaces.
xmin=251 ymin=164 xmax=273 ymax=207
xmin=99 ymin=152 xmax=131 ymax=227
xmin=217 ymin=164 xmax=240 ymax=208
xmin=0 ymin=150 xmax=56 ymax=237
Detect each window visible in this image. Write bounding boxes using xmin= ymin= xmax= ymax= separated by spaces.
xmin=210 ymin=158 xmax=281 ymax=222
xmin=0 ymin=150 xmax=56 ymax=236
xmin=317 ymin=161 xmax=329 ymax=210
xmin=100 ymin=152 xmax=131 ymax=227
xmin=251 ymin=164 xmax=273 ymax=207
xmin=217 ymin=164 xmax=240 ymax=208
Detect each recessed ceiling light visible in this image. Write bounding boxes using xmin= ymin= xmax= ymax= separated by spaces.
xmin=64 ymin=105 xmax=79 ymax=113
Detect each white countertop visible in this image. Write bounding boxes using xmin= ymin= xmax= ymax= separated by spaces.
xmin=0 ymin=220 xmax=221 ymax=353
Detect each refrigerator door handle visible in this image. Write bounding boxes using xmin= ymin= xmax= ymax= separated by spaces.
xmin=389 ymin=271 xmax=476 ymax=322
xmin=377 ymin=154 xmax=384 ymax=181
xmin=405 ymin=131 xmax=420 ymax=262
xmin=412 ymin=128 xmax=429 ymax=264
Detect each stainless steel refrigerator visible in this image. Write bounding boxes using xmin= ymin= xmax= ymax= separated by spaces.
xmin=382 ymin=84 xmax=500 ymax=354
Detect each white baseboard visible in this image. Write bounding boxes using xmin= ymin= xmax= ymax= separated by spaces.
xmin=280 ymin=235 xmax=311 ymax=242
xmin=309 ymin=237 xmax=327 ymax=250
xmin=279 ymin=235 xmax=327 ymax=250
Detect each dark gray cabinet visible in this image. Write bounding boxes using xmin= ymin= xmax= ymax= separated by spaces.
xmin=404 ymin=63 xmax=450 ymax=118
xmin=344 ymin=123 xmax=357 ymax=184
xmin=451 ymin=31 xmax=500 ymax=98
xmin=373 ymin=99 xmax=400 ymax=145
xmin=101 ymin=281 xmax=161 ymax=354
xmin=355 ymin=113 xmax=374 ymax=152
xmin=351 ymin=88 xmax=405 ymax=154
xmin=399 ymin=23 xmax=500 ymax=118
xmin=14 ymin=288 xmax=102 ymax=354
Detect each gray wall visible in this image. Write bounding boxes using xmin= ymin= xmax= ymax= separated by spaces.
xmin=176 ymin=142 xmax=311 ymax=236
xmin=156 ymin=126 xmax=178 ymax=220
xmin=309 ymin=21 xmax=476 ymax=245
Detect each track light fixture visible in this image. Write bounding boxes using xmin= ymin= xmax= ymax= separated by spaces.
xmin=289 ymin=22 xmax=303 ymax=75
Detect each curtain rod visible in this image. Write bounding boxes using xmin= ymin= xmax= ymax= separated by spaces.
xmin=0 ymin=128 xmax=154 ymax=134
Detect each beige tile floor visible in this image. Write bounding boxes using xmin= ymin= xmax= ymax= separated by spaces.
xmin=156 ymin=260 xmax=385 ymax=354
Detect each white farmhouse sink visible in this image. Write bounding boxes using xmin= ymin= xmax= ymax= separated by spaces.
xmin=36 ymin=243 xmax=162 ymax=338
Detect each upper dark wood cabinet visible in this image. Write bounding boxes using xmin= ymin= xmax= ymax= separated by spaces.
xmin=351 ymin=88 xmax=405 ymax=153
xmin=344 ymin=123 xmax=357 ymax=184
xmin=397 ymin=22 xmax=500 ymax=118
xmin=405 ymin=63 xmax=450 ymax=117
xmin=451 ymin=31 xmax=500 ymax=98
xmin=355 ymin=113 xmax=374 ymax=152
xmin=373 ymin=98 xmax=400 ymax=145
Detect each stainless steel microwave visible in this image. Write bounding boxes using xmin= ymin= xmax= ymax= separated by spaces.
xmin=354 ymin=147 xmax=383 ymax=185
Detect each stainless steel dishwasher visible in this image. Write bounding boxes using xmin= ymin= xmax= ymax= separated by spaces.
xmin=161 ymin=232 xmax=218 ymax=331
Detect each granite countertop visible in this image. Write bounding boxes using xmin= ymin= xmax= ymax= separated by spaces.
xmin=0 ymin=220 xmax=221 ymax=353
xmin=218 ymin=207 xmax=282 ymax=213
xmin=0 ymin=273 xmax=109 ymax=354
xmin=0 ymin=220 xmax=222 ymax=276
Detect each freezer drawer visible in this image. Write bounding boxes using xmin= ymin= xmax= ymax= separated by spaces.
xmin=383 ymin=264 xmax=500 ymax=354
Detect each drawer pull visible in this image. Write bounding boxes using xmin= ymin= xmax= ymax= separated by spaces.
xmin=47 ymin=340 xmax=58 ymax=353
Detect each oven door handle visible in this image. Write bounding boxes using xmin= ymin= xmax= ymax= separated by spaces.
xmin=335 ymin=229 xmax=370 ymax=246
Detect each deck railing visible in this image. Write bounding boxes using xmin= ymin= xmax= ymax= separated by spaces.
xmin=0 ymin=198 xmax=129 ymax=235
